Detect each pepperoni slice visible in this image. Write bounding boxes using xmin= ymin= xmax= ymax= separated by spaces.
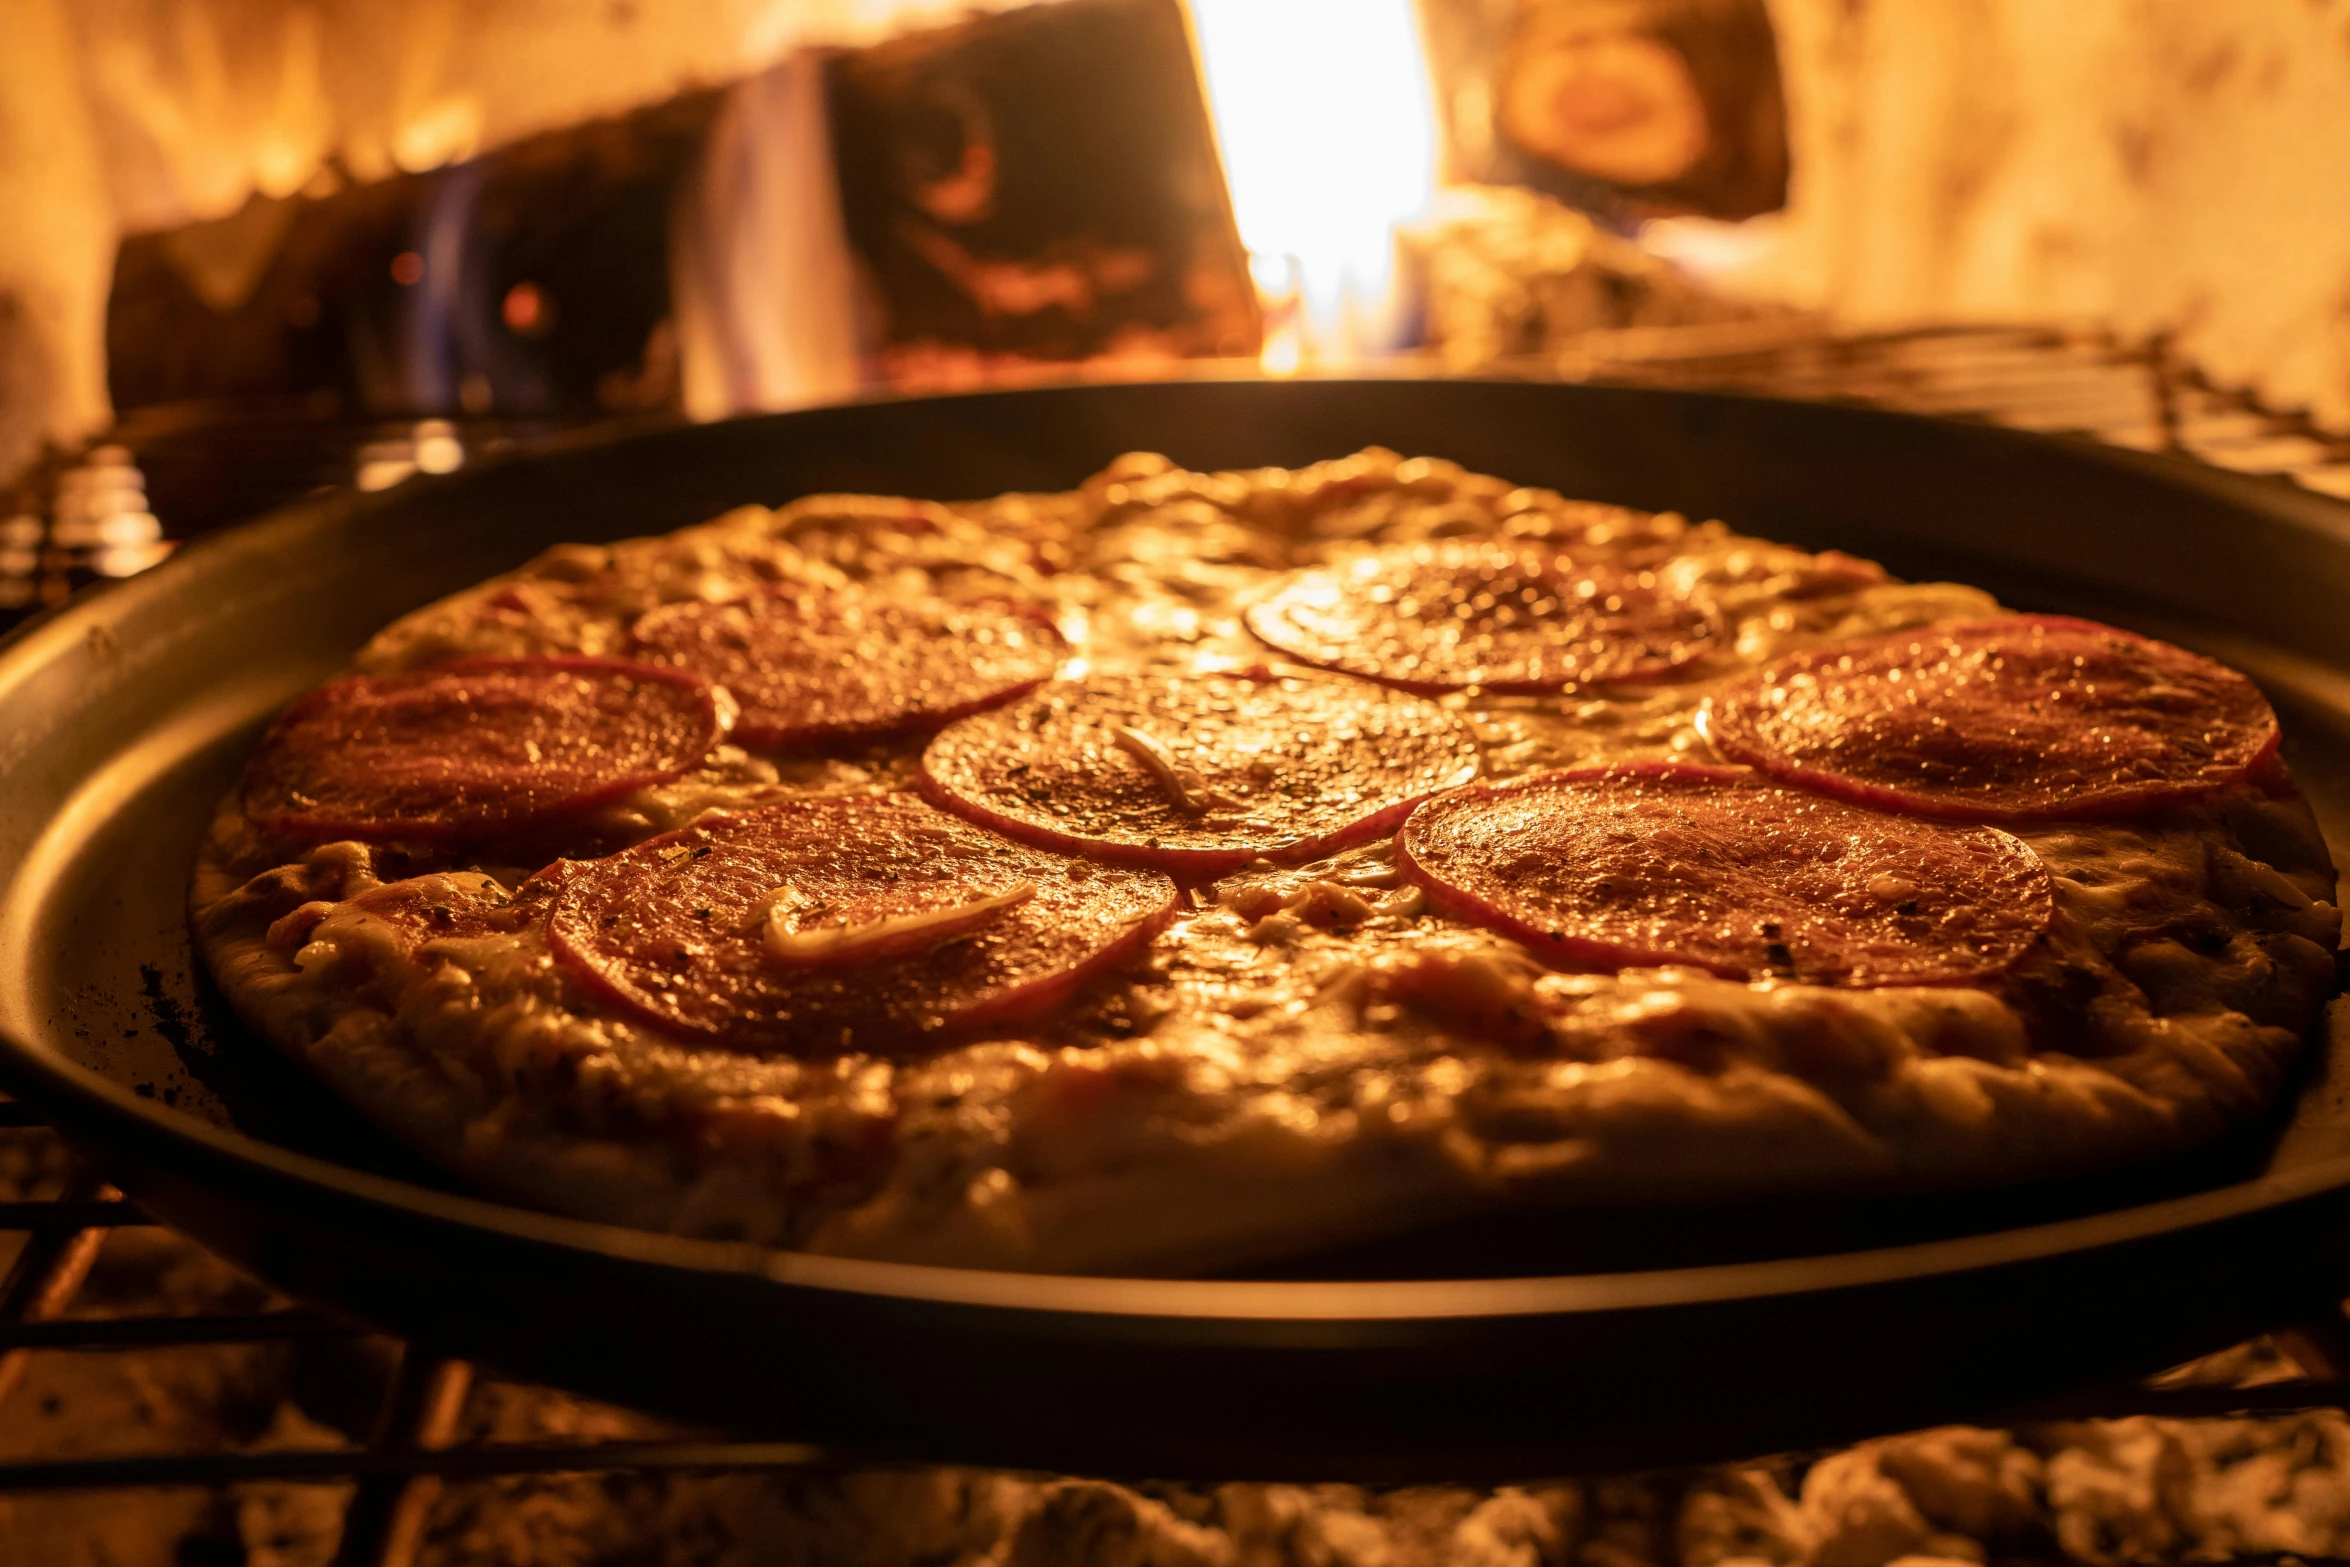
xmin=1397 ymin=764 xmax=2052 ymax=987
xmin=1244 ymin=541 xmax=1719 ymax=694
xmin=544 ymin=794 xmax=1176 ymax=1055
xmin=1700 ymin=615 xmax=2281 ymax=821
xmin=243 ymin=656 xmax=723 ymax=843
xmin=628 ymin=584 xmax=1060 ymax=749
xmin=918 ymin=671 xmax=1481 ymax=878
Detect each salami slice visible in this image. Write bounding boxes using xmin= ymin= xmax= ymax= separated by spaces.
xmin=243 ymin=656 xmax=724 ymax=843
xmin=1244 ymin=541 xmax=1719 ymax=694
xmin=544 ymin=793 xmax=1176 ymax=1055
xmin=628 ymin=584 xmax=1060 ymax=748
xmin=1397 ymin=764 xmax=2052 ymax=987
xmin=918 ymin=671 xmax=1481 ymax=878
xmin=1701 ymin=615 xmax=2281 ymax=821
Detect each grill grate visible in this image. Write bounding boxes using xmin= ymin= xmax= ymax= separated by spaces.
xmin=1521 ymin=319 xmax=2350 ymax=497
xmin=9 ymin=323 xmax=2350 ymax=639
xmin=0 ymin=1106 xmax=852 ymax=1565
xmin=4 ymin=322 xmax=2350 ymax=1562
xmin=0 ymin=413 xmax=568 ymax=637
xmin=6 ymin=1103 xmax=2350 ymax=1564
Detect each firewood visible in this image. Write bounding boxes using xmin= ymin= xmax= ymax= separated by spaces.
xmin=826 ymin=0 xmax=1258 ymax=381
xmin=1424 ymin=0 xmax=1789 ymax=221
xmin=104 ymin=93 xmax=717 ymax=418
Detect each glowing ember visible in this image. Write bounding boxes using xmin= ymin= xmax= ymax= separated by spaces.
xmin=1187 ymin=0 xmax=1438 ymax=370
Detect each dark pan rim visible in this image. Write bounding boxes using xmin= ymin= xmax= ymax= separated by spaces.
xmin=12 ymin=1022 xmax=2350 ymax=1323
xmin=7 ymin=376 xmax=2350 ymax=1330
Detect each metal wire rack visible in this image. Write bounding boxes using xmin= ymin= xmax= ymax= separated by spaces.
xmin=1524 ymin=318 xmax=2350 ymax=500
xmin=10 ymin=320 xmax=2350 ymax=638
xmin=0 ymin=1105 xmax=852 ymax=1566
xmin=5 ymin=321 xmax=2350 ymax=1564
xmin=10 ymin=1092 xmax=2350 ymax=1566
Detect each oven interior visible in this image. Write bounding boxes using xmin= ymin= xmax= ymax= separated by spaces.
xmin=5 ymin=2 xmax=2350 ymax=1562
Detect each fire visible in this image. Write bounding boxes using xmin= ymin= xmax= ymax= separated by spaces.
xmin=1186 ymin=0 xmax=1439 ymax=372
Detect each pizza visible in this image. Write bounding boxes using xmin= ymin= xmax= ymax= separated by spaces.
xmin=188 ymin=449 xmax=2343 ymax=1274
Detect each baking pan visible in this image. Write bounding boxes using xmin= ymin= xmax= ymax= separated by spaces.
xmin=5 ymin=377 xmax=2350 ymax=1481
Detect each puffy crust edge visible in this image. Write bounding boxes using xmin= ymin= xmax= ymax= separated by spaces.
xmin=191 ymin=796 xmax=714 ymax=1236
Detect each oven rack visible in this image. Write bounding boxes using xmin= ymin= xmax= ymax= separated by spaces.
xmin=1521 ymin=318 xmax=2350 ymax=499
xmin=7 ymin=1098 xmax=2350 ymax=1567
xmin=10 ymin=322 xmax=2350 ymax=642
xmin=0 ymin=1101 xmax=857 ymax=1567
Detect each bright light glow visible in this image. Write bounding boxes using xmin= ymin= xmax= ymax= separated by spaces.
xmin=413 ymin=419 xmax=464 ymax=474
xmin=1188 ymin=0 xmax=1438 ymax=369
xmin=391 ymin=97 xmax=482 ymax=175
xmin=356 ymin=458 xmax=413 ymax=492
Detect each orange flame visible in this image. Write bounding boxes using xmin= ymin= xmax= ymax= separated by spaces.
xmin=1188 ymin=0 xmax=1439 ymax=372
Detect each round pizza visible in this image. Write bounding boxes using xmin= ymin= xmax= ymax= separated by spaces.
xmin=189 ymin=449 xmax=2343 ymax=1274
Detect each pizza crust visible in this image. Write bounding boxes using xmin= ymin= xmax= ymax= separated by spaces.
xmin=191 ymin=449 xmax=2344 ymax=1274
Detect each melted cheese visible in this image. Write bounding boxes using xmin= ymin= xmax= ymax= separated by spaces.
xmin=760 ymin=881 xmax=1036 ymax=966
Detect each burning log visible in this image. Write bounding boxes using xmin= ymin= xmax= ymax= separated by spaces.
xmin=827 ymin=0 xmax=1258 ymax=384
xmin=1424 ymin=0 xmax=1789 ymax=221
xmin=104 ymin=93 xmax=717 ymax=418
xmin=99 ymin=0 xmax=1257 ymax=420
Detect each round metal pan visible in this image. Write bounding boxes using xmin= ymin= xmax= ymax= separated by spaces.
xmin=6 ymin=377 xmax=2350 ymax=1481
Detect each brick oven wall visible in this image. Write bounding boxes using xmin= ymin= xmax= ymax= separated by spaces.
xmin=1760 ymin=0 xmax=2350 ymax=426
